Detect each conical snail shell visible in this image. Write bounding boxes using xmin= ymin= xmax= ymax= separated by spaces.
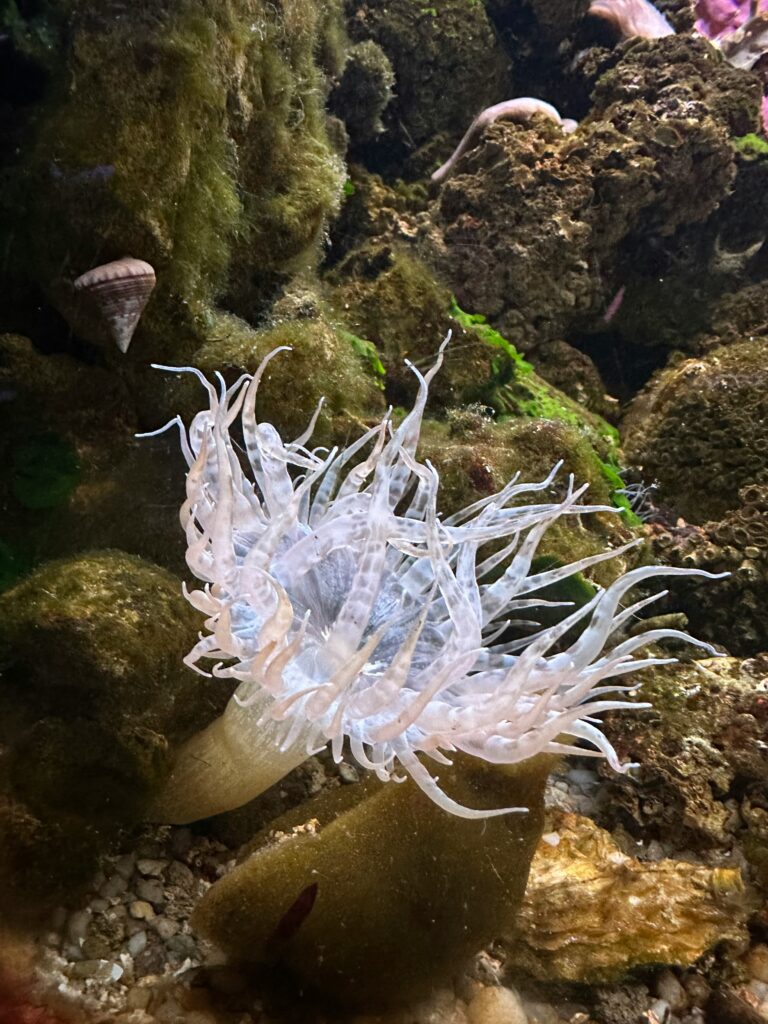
xmin=74 ymin=257 xmax=156 ymax=353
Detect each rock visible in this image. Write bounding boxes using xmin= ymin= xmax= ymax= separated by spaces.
xmin=136 ymin=859 xmax=168 ymax=878
xmin=135 ymin=879 xmax=164 ymax=907
xmin=623 ymin=341 xmax=768 ymax=524
xmin=649 ymin=483 xmax=768 ymax=656
xmin=129 ymin=902 xmax=156 ymax=922
xmin=344 ymin=0 xmax=511 ymax=170
xmin=745 ymin=945 xmax=768 ymax=984
xmin=66 ymin=959 xmax=123 ymax=983
xmin=424 ymin=36 xmax=746 ymax=351
xmin=0 ymin=550 xmax=230 ymax=920
xmin=507 ymin=811 xmax=752 ymax=983
xmin=127 ymin=932 xmax=148 ymax=958
xmin=656 ymin=969 xmax=688 ymax=1013
xmin=0 ymin=0 xmax=347 ymax=362
xmin=599 ymin=658 xmax=768 ymax=852
xmin=466 ymin=985 xmax=528 ymax=1024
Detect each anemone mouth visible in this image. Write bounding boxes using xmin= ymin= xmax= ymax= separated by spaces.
xmin=143 ymin=339 xmax=723 ymax=818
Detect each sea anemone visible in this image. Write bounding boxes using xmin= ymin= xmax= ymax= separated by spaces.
xmin=145 ymin=339 xmax=718 ymax=823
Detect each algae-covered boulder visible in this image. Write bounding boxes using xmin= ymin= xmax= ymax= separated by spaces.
xmin=0 ymin=550 xmax=227 ymax=917
xmin=650 ymin=485 xmax=768 ymax=656
xmin=0 ymin=334 xmax=189 ymax=583
xmin=598 ymin=658 xmax=768 ymax=853
xmin=622 ymin=341 xmax=768 ymax=523
xmin=419 ymin=416 xmax=638 ymax=589
xmin=0 ymin=0 xmax=346 ymax=361
xmin=424 ymin=36 xmax=750 ymax=349
xmin=192 ymin=756 xmax=552 ymax=1008
xmin=344 ymin=0 xmax=511 ymax=172
xmin=191 ymin=310 xmax=386 ymax=444
xmin=329 ymin=40 xmax=395 ymax=146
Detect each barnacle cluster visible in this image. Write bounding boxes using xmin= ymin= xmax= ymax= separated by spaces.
xmin=148 ymin=341 xmax=717 ymax=823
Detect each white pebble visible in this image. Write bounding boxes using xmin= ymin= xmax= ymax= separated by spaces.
xmin=647 ymin=998 xmax=670 ymax=1023
xmin=467 ymin=984 xmax=528 ymax=1024
xmin=128 ymin=931 xmax=148 ymax=957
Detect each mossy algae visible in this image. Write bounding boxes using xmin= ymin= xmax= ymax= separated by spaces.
xmin=1 ymin=0 xmax=346 ymax=361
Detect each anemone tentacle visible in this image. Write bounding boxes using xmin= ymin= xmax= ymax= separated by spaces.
xmin=146 ymin=340 xmax=722 ymax=819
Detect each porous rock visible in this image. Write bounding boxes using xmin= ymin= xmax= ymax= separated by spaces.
xmin=622 ymin=341 xmax=768 ymax=523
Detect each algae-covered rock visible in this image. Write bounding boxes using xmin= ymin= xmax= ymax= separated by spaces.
xmin=598 ymin=658 xmax=768 ymax=850
xmin=529 ymin=339 xmax=615 ymax=421
xmin=330 ymin=248 xmax=624 ymax=459
xmin=192 ymin=756 xmax=551 ymax=1008
xmin=0 ymin=550 xmax=228 ymax=916
xmin=0 ymin=0 xmax=345 ymax=360
xmin=329 ymin=40 xmax=395 ymax=146
xmin=344 ymin=0 xmax=511 ymax=171
xmin=508 ymin=811 xmax=752 ymax=983
xmin=418 ymin=416 xmax=638 ymax=588
xmin=329 ymin=248 xmax=497 ymax=409
xmin=424 ymin=36 xmax=745 ymax=349
xmin=191 ymin=310 xmax=386 ymax=444
xmin=622 ymin=341 xmax=768 ymax=523
xmin=0 ymin=334 xmax=190 ymax=582
xmin=651 ymin=485 xmax=768 ymax=655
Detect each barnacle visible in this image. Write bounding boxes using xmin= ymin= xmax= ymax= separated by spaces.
xmin=146 ymin=339 xmax=718 ymax=824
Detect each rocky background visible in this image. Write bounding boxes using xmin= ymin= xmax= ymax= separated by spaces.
xmin=1 ymin=0 xmax=768 ymax=1021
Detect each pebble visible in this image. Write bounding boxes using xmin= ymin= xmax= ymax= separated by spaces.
xmin=135 ymin=878 xmax=165 ymax=906
xmin=170 ymin=828 xmax=193 ymax=859
xmin=100 ymin=874 xmax=129 ymax=899
xmin=136 ymin=858 xmax=168 ymax=878
xmin=113 ymin=854 xmax=136 ymax=880
xmin=523 ymin=999 xmax=562 ymax=1023
xmin=66 ymin=959 xmax=124 ymax=983
xmin=153 ymin=918 xmax=180 ymax=941
xmin=166 ymin=934 xmax=198 ymax=960
xmin=125 ymin=987 xmax=152 ymax=1011
xmin=166 ymin=860 xmax=194 ymax=887
xmin=683 ymin=973 xmax=711 ymax=1008
xmin=66 ymin=909 xmax=91 ymax=945
xmin=745 ymin=944 xmax=768 ymax=984
xmin=656 ymin=970 xmax=687 ymax=1013
xmin=467 ymin=984 xmax=528 ymax=1024
xmin=128 ymin=931 xmax=148 ymax=957
xmin=338 ymin=762 xmax=359 ymax=784
xmin=647 ymin=998 xmax=671 ymax=1023
xmin=129 ymin=900 xmax=156 ymax=921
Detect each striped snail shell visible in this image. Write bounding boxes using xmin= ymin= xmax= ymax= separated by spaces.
xmin=73 ymin=257 xmax=156 ymax=353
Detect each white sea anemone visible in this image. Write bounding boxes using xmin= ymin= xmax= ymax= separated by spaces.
xmin=144 ymin=338 xmax=719 ymax=823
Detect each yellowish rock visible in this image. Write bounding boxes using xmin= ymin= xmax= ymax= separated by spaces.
xmin=508 ymin=812 xmax=752 ymax=983
xmin=466 ymin=984 xmax=528 ymax=1024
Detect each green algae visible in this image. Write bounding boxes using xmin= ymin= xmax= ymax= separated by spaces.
xmin=732 ymin=133 xmax=768 ymax=157
xmin=449 ymin=301 xmax=641 ymax=524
